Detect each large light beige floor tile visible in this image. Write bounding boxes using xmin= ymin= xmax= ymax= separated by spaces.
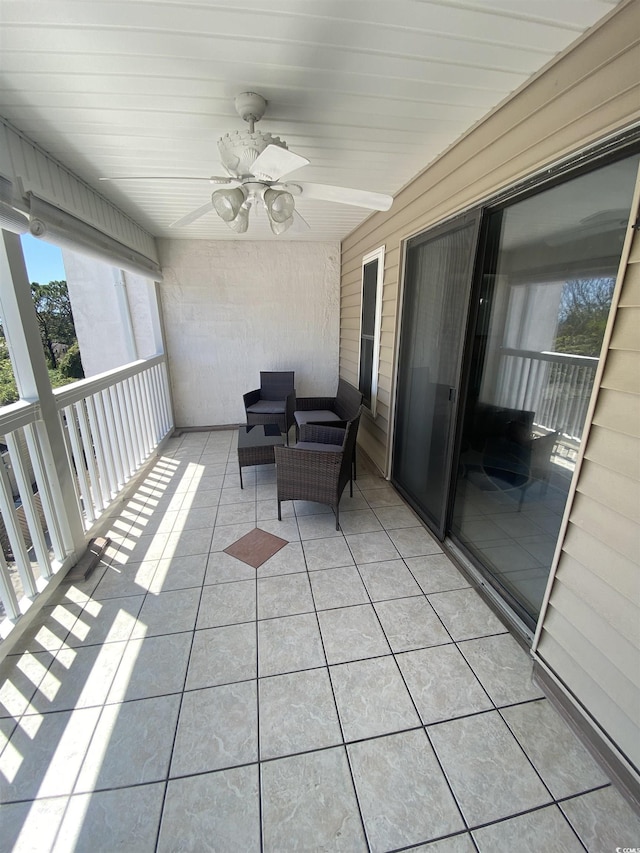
xmin=405 ymin=554 xmax=470 ymax=594
xmin=131 ymin=587 xmax=201 ymax=638
xmin=458 ymin=633 xmax=544 ymax=706
xmin=473 ymin=805 xmax=586 ymax=852
xmin=427 ymin=587 xmax=507 ymax=641
xmin=308 ymin=565 xmax=369 ymax=610
xmin=349 ymin=729 xmax=465 ymax=851
xmin=429 ymin=711 xmax=551 ymax=825
xmin=0 ymin=651 xmax=53 ymax=718
xmin=358 ymin=559 xmax=423 ymax=601
xmin=301 ymin=536 xmax=354 ymax=571
xmin=204 ymin=550 xmax=256 ymax=584
xmin=107 ymin=632 xmax=192 ymax=702
xmin=375 ymin=596 xmax=451 ymax=652
xmin=1 ymin=796 xmax=68 ymax=853
xmin=158 ymin=766 xmax=260 ymax=852
xmin=186 ymin=622 xmax=256 ymax=689
xmin=76 ymin=694 xmax=180 ymax=791
xmin=337 ymin=509 xmax=383 ymax=535
xmin=561 ymin=785 xmax=640 ymax=851
xmin=258 ymin=541 xmax=306 ymax=576
xmin=0 ymin=706 xmax=101 ymax=801
xmin=150 ymin=553 xmax=208 ymax=592
xmin=54 ymin=782 xmax=165 ymax=853
xmin=346 ymin=531 xmax=400 ymax=564
xmin=65 ymin=596 xmax=144 ymax=648
xmin=31 ymin=641 xmax=126 ymax=713
xmin=398 ymin=645 xmax=492 ymax=724
xmin=257 ymin=572 xmax=314 ymax=619
xmin=261 ymin=747 xmax=367 ymax=852
xmin=196 ymin=579 xmax=256 ymax=629
xmin=258 ymin=613 xmax=325 ymax=677
xmin=259 ymin=668 xmax=341 ymax=759
xmin=171 ymin=681 xmax=257 ymax=775
xmin=330 ymin=656 xmax=420 ymax=741
xmin=318 ymin=604 xmax=390 ymax=664
xmin=501 ymin=700 xmax=611 ymax=799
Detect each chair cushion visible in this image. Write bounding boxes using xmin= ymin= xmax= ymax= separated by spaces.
xmin=247 ymin=399 xmax=286 ymax=415
xmin=294 ymin=441 xmax=344 ymax=453
xmin=294 ymin=409 xmax=342 ymax=426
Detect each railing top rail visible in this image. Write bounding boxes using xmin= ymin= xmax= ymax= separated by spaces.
xmin=0 ymin=399 xmax=41 ymax=435
xmin=53 ymin=354 xmax=166 ymax=408
xmin=500 ymin=347 xmax=599 ymax=366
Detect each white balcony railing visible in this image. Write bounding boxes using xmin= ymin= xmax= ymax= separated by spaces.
xmin=496 ymin=348 xmax=598 ymax=441
xmin=0 ymin=355 xmax=173 ymax=628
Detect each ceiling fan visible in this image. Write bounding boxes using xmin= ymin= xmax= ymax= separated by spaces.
xmin=100 ymin=92 xmax=393 ymax=235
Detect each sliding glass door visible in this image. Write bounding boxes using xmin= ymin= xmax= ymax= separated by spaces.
xmin=392 ymin=148 xmax=639 ymax=631
xmin=392 ymin=212 xmax=480 ymax=538
xmin=451 ymin=153 xmax=639 ymax=628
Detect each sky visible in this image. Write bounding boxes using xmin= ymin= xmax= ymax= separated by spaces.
xmin=20 ymin=234 xmax=66 ymax=284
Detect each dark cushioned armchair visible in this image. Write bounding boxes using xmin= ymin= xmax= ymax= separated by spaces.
xmin=243 ymin=371 xmax=295 ymax=444
xmin=274 ymin=409 xmax=362 ymax=531
xmin=293 ymin=378 xmax=363 ymax=477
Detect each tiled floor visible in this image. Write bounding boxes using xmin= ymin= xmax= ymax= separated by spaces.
xmin=1 ymin=428 xmax=638 ymax=852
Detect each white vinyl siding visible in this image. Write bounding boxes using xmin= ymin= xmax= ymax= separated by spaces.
xmin=340 ymin=0 xmax=640 ymax=474
xmin=534 ymin=176 xmax=640 ymax=776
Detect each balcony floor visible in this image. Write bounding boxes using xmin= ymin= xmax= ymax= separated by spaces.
xmin=1 ymin=428 xmax=638 ymax=851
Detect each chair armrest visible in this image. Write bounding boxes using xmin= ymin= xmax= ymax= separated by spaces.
xmin=243 ymin=389 xmax=261 ymax=410
xmin=285 ymin=390 xmax=296 ymax=425
xmin=299 ymin=424 xmax=346 ymax=446
xmin=294 ymin=396 xmax=336 ymax=412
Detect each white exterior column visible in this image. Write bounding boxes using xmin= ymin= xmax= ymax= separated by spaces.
xmin=0 ymin=230 xmax=85 ymax=555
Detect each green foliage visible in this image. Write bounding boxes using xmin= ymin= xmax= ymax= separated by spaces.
xmin=0 ymin=340 xmax=18 ymax=406
xmin=0 ymin=279 xmax=83 ymax=407
xmin=31 ymin=279 xmax=77 ymax=368
xmin=554 ymin=277 xmax=614 ymax=357
xmin=58 ymin=342 xmax=84 ymax=379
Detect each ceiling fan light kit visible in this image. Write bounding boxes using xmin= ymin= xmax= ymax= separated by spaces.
xmin=103 ymin=91 xmax=393 ymax=234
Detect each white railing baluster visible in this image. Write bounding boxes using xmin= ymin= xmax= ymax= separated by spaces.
xmin=0 ymin=547 xmax=20 ymax=621
xmin=0 ymin=448 xmax=37 ymax=597
xmin=5 ymin=432 xmax=53 ymax=580
xmin=63 ymin=404 xmax=95 ymax=526
xmin=75 ymin=400 xmax=104 ymax=514
xmin=113 ymin=383 xmax=136 ymax=478
xmin=104 ymin=387 xmax=126 ymax=488
xmin=93 ymin=392 xmax=118 ymax=498
xmin=86 ymin=395 xmax=111 ymax=507
xmin=24 ymin=421 xmax=67 ymax=561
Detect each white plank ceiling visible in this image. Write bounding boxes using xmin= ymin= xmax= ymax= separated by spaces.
xmin=0 ymin=0 xmax=622 ymax=241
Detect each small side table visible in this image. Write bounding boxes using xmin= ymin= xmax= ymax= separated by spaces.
xmin=237 ymin=424 xmax=285 ymax=488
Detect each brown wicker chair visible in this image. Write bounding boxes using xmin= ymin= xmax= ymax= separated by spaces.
xmin=293 ymin=378 xmax=363 ymax=477
xmin=243 ymin=371 xmax=296 ymax=444
xmin=274 ymin=409 xmax=362 ymax=531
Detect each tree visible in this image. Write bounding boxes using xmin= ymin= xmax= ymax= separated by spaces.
xmin=554 ymin=277 xmax=614 ymax=357
xmin=31 ymin=280 xmax=77 ymax=368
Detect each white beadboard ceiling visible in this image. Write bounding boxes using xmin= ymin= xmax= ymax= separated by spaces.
xmin=0 ymin=0 xmax=622 ymax=242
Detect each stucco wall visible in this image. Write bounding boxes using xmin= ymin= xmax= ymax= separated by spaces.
xmin=157 ymin=240 xmax=340 ymax=428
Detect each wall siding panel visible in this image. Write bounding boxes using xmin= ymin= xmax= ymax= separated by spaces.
xmin=339 ymin=0 xmax=640 ymax=789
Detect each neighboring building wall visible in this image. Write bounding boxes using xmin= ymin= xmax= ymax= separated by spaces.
xmin=339 ymin=0 xmax=639 ymax=793
xmin=340 ymin=0 xmax=640 ymax=474
xmin=157 ymin=239 xmax=340 ymax=427
xmin=63 ymin=251 xmax=138 ymax=376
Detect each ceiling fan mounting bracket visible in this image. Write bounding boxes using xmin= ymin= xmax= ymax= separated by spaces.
xmin=234 ymin=92 xmax=267 ymax=126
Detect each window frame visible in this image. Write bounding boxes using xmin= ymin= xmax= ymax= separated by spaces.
xmin=358 ymin=246 xmax=385 ymax=417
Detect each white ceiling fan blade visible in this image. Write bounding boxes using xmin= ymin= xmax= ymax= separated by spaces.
xmin=170 ymin=201 xmax=214 ymax=228
xmin=291 ymin=208 xmax=310 ymax=233
xmin=284 ymin=182 xmax=392 ymax=211
xmin=251 ymin=145 xmax=309 ymax=182
xmin=99 ymin=175 xmax=236 ymax=184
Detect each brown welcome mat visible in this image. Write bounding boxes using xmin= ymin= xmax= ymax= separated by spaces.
xmin=224 ymin=527 xmax=288 ymax=569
